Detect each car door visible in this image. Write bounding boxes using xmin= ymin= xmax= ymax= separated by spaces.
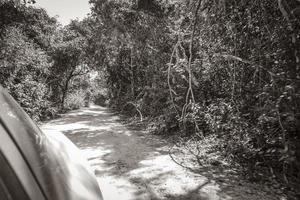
xmin=0 ymin=123 xmax=46 ymax=200
xmin=0 ymin=86 xmax=103 ymax=200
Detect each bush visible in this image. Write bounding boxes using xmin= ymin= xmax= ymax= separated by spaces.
xmin=0 ymin=26 xmax=52 ymax=121
xmin=94 ymin=93 xmax=108 ymax=106
xmin=64 ymin=90 xmax=85 ymax=110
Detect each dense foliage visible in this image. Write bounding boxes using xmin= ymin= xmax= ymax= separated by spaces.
xmin=0 ymin=0 xmax=96 ymax=119
xmin=87 ymin=0 xmax=300 ymax=191
xmin=1 ymin=0 xmax=299 ymax=194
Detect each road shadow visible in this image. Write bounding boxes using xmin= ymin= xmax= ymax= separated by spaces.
xmin=41 ymin=105 xmax=279 ymax=200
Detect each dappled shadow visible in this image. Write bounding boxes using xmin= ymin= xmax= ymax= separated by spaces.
xmin=143 ymin=181 xmax=211 ymax=200
xmin=40 ymin=105 xmax=278 ymax=200
xmin=63 ymin=128 xmax=162 ymax=175
xmin=168 ymin=151 xmax=279 ymax=200
xmin=45 ymin=107 xmax=117 ymax=126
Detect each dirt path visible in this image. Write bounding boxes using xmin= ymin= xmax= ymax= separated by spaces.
xmin=41 ymin=105 xmax=280 ymax=200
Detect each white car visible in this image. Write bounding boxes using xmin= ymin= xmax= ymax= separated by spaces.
xmin=0 ymin=86 xmax=103 ymax=200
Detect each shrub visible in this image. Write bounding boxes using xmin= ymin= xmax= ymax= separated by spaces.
xmin=64 ymin=90 xmax=85 ymax=110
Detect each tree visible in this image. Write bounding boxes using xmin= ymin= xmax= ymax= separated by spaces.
xmin=0 ymin=0 xmax=57 ymax=120
xmin=49 ymin=20 xmax=90 ymax=108
xmin=88 ymin=0 xmax=300 ymax=191
xmin=0 ymin=26 xmax=52 ymax=120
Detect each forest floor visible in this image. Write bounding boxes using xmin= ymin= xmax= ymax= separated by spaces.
xmin=41 ymin=105 xmax=283 ymax=200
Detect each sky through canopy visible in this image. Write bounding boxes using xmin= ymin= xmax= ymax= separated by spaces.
xmin=34 ymin=0 xmax=91 ymax=25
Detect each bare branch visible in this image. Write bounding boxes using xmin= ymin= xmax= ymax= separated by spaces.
xmin=122 ymin=101 xmax=143 ymax=121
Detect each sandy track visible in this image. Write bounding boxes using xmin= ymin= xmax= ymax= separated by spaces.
xmin=41 ymin=105 xmax=279 ymax=200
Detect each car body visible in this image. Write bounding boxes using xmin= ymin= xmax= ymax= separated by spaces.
xmin=0 ymin=86 xmax=103 ymax=200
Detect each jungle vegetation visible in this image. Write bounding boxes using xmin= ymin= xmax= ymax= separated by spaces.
xmin=1 ymin=0 xmax=299 ymax=196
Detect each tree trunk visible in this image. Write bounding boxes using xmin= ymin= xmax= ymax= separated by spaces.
xmin=61 ymin=69 xmax=75 ymax=109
